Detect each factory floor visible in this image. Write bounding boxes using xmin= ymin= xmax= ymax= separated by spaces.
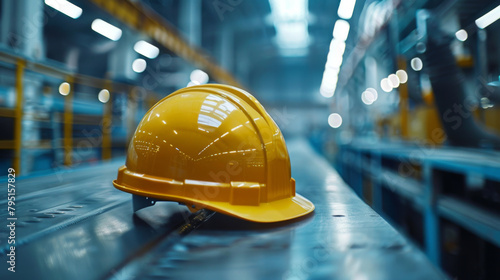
xmin=0 ymin=139 xmax=445 ymax=279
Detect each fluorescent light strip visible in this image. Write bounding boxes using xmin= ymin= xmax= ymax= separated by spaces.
xmin=320 ymin=86 xmax=335 ymax=98
xmin=326 ymin=52 xmax=343 ymax=68
xmin=320 ymin=67 xmax=339 ymax=98
xmin=269 ymin=0 xmax=308 ymax=21
xmin=320 ymin=9 xmax=353 ymax=98
xmin=476 ymin=4 xmax=500 ymax=29
xmin=329 ymin=39 xmax=346 ymax=55
xmin=45 ymin=0 xmax=82 ymax=19
xmin=275 ymin=21 xmax=309 ymax=47
xmin=91 ymin=19 xmax=122 ymax=41
xmin=333 ymin=19 xmax=350 ymax=41
xmin=269 ymin=0 xmax=310 ymax=50
xmin=322 ymin=73 xmax=338 ymax=88
xmin=134 ymin=40 xmax=160 ymax=59
xmin=337 ymin=0 xmax=356 ymax=20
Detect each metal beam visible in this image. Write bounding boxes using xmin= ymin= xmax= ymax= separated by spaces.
xmin=90 ymin=0 xmax=242 ymax=88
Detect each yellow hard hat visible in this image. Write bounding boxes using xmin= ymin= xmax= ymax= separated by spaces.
xmin=113 ymin=84 xmax=314 ymax=223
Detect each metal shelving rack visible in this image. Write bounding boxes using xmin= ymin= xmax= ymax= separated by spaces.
xmin=0 ymin=49 xmax=139 ymax=174
xmin=337 ymin=141 xmax=500 ymax=276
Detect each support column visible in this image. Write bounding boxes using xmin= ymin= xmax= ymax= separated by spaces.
xmin=63 ymin=76 xmax=74 ymax=166
xmin=109 ymin=29 xmax=140 ymax=81
xmin=107 ymin=29 xmax=141 ymax=160
xmin=2 ymin=0 xmax=45 ymax=58
xmin=0 ymin=0 xmax=13 ymax=45
xmin=179 ymin=0 xmax=202 ymax=86
xmin=218 ymin=27 xmax=234 ymax=72
xmin=423 ymin=162 xmax=440 ymax=265
xmin=179 ymin=0 xmax=202 ymax=47
xmin=3 ymin=0 xmax=45 ymax=174
xmin=13 ymin=59 xmax=25 ymax=174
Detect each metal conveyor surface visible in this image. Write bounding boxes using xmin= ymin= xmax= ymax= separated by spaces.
xmin=0 ymin=139 xmax=445 ymax=279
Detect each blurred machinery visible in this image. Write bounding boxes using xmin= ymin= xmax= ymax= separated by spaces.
xmin=333 ymin=0 xmax=500 ymax=279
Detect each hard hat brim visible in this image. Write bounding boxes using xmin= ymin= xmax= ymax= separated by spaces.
xmin=204 ymin=193 xmax=315 ymax=223
xmin=113 ymin=179 xmax=314 ymax=223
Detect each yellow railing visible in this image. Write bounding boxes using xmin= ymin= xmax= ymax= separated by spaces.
xmin=64 ymin=75 xmax=74 ymax=166
xmin=0 ymin=0 xmax=241 ymax=174
xmin=0 ymin=51 xmax=155 ymax=175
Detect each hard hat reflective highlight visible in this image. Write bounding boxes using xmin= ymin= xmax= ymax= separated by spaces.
xmin=113 ymin=84 xmax=314 ymax=223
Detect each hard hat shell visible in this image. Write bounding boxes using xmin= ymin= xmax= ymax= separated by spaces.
xmin=113 ymin=84 xmax=314 ymax=223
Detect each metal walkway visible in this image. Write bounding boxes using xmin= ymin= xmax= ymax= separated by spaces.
xmin=0 ymin=139 xmax=445 ymax=279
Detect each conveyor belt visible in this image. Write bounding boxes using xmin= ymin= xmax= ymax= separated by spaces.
xmin=0 ymin=139 xmax=446 ymax=279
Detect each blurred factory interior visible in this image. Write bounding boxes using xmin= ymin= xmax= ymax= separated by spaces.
xmin=1 ymin=0 xmax=500 ymax=279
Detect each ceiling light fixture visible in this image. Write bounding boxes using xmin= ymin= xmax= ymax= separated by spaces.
xmin=328 ymin=113 xmax=343 ymax=128
xmin=132 ymin=59 xmax=147 ymax=73
xmin=91 ymin=19 xmax=122 ymax=41
xmin=410 ymin=57 xmax=423 ymax=71
xmin=98 ymin=89 xmax=110 ymax=103
xmin=388 ymin=74 xmax=400 ymax=88
xmin=134 ymin=40 xmax=160 ymax=59
xmin=475 ymin=4 xmax=500 ymax=29
xmin=45 ymin=0 xmax=82 ymax=19
xmin=332 ymin=19 xmax=350 ymax=41
xmin=396 ymin=70 xmax=408 ymax=83
xmin=59 ymin=82 xmax=70 ymax=96
xmin=380 ymin=78 xmax=392 ymax=92
xmin=337 ymin=0 xmax=357 ymax=20
xmin=455 ymin=29 xmax=468 ymax=41
xmin=190 ymin=69 xmax=209 ymax=85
